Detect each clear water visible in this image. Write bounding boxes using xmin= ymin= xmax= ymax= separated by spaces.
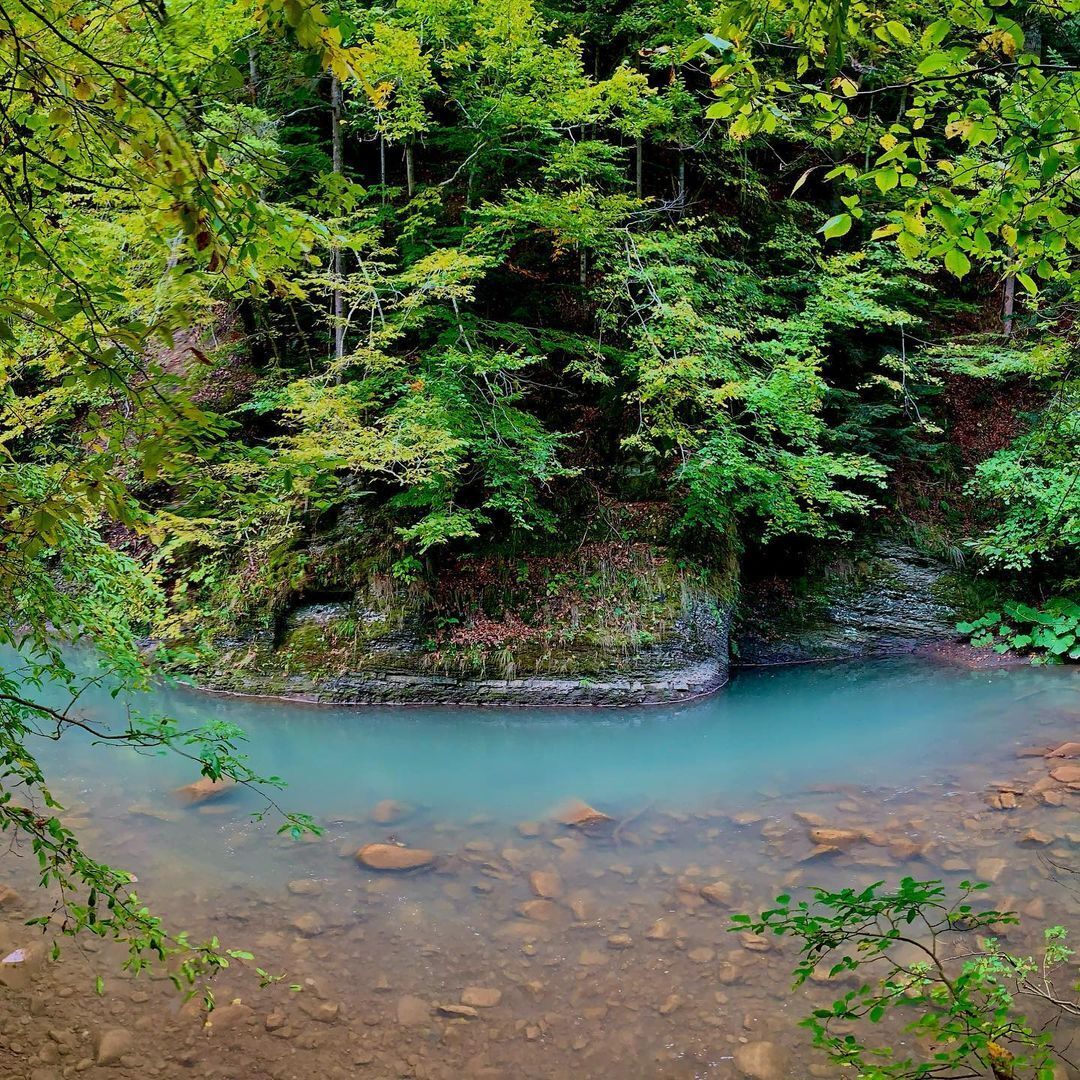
xmin=5 ymin=651 xmax=1079 ymax=1078
xmin=17 ymin=652 xmax=1079 ymax=825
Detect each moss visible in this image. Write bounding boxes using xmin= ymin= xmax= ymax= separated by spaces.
xmin=188 ymin=538 xmax=734 ymax=688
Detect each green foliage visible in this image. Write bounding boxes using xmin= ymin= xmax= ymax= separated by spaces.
xmin=701 ymin=0 xmax=1080 ymax=294
xmin=734 ymin=878 xmax=1077 ymax=1079
xmin=957 ymin=597 xmax=1080 ymax=661
xmin=967 ymin=381 xmax=1080 ymax=573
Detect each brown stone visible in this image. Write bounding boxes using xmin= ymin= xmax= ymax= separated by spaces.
xmin=798 ymin=844 xmax=842 ymax=862
xmin=606 ymin=933 xmax=633 ymax=950
xmin=437 ymin=1003 xmax=478 ymax=1018
xmin=569 ymin=893 xmax=596 ymax=921
xmin=700 ymin=880 xmax=734 ymax=906
xmin=529 ymin=869 xmax=563 ymax=899
xmin=516 ymin=821 xmax=542 ymax=838
xmin=370 ymin=799 xmax=412 ymax=825
xmin=739 ymin=933 xmax=772 ymax=953
xmin=808 ymin=827 xmax=863 ymax=848
xmin=301 ymin=1000 xmax=341 ymax=1024
xmin=291 ymin=913 xmax=323 ymax=937
xmin=1046 ymin=741 xmax=1080 ymax=758
xmin=551 ymin=799 xmax=614 ymax=828
xmin=355 ymin=843 xmax=435 ymax=871
xmin=1018 ymin=829 xmax=1052 ymax=846
xmin=206 ymin=1003 xmax=256 ymax=1032
xmin=645 ymin=918 xmax=673 ymax=941
xmin=887 ymin=838 xmax=923 ymax=860
xmin=1050 ymin=764 xmax=1080 ymax=785
xmin=734 ymin=1041 xmax=790 ymax=1080
xmin=396 ymin=996 xmax=431 ymax=1026
xmin=687 ymin=947 xmax=715 ymax=964
xmin=94 ymin=1028 xmax=132 ymax=1066
xmin=461 ymin=987 xmax=502 ymax=1008
xmin=175 ymin=776 xmax=235 ymax=806
xmin=577 ymin=948 xmax=609 ymax=966
xmin=517 ymin=899 xmax=560 ymax=922
xmin=975 ymin=857 xmax=1008 ymax=883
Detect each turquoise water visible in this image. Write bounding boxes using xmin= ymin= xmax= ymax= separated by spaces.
xmin=16 ymin=652 xmax=1078 ymax=824
xmin=6 ymin=650 xmax=1079 ymax=1079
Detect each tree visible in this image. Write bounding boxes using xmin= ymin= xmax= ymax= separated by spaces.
xmin=735 ymin=877 xmax=1079 ymax=1079
xmin=0 ymin=0 xmax=358 ymax=998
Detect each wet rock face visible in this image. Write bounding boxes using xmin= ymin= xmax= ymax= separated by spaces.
xmin=190 ymin=592 xmax=732 ymax=707
xmin=736 ymin=542 xmax=957 ymax=666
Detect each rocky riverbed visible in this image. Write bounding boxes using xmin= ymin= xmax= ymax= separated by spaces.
xmin=0 ymin=709 xmax=1078 ymax=1079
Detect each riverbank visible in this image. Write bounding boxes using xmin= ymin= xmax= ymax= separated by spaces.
xmin=177 ymin=539 xmax=971 ymax=708
xmin=177 ymin=543 xmax=737 ymax=707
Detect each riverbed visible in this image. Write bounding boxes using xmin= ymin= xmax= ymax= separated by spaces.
xmin=0 ymin=656 xmax=1077 ymax=1078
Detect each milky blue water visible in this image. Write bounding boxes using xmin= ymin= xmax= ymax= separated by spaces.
xmin=14 ymin=651 xmax=1077 ymax=826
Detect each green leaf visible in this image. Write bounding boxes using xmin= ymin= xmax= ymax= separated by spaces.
xmin=944 ymin=248 xmax=971 ymax=278
xmin=885 ymin=21 xmax=912 ymax=46
xmin=820 ymin=213 xmax=852 ymax=240
xmin=916 ymin=52 xmax=952 ymax=75
xmin=897 ymin=232 xmax=922 ymax=258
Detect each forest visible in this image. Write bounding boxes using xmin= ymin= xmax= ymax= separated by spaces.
xmin=1 ymin=0 xmax=1079 ymax=1076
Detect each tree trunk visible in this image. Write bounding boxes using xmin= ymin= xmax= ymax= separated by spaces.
xmin=635 ymin=137 xmax=643 ymax=199
xmin=405 ymin=142 xmax=415 ymax=198
xmin=1002 ymin=274 xmax=1016 ymax=337
xmin=331 ymin=75 xmax=344 ymax=361
xmin=677 ymin=152 xmax=685 ymax=216
xmin=248 ymin=47 xmax=259 ymax=105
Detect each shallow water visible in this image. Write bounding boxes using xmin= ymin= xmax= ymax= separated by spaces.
xmin=1 ymin=654 xmax=1079 ymax=1079
xmin=20 ymin=653 xmax=1080 ymax=821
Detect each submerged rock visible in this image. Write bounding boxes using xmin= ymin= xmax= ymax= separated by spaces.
xmin=436 ymin=1003 xmax=478 ymax=1018
xmin=175 ymin=776 xmax=236 ymax=806
xmin=93 ymin=1028 xmax=132 ymax=1066
xmin=529 ymin=869 xmax=563 ymax=899
xmin=355 ymin=843 xmax=435 ymax=871
xmin=1050 ymin=764 xmax=1080 ymax=785
xmin=517 ymin=899 xmax=560 ymax=923
xmin=461 ymin=987 xmax=501 ymax=1008
xmin=551 ymin=799 xmax=614 ymax=828
xmin=370 ymin=799 xmax=413 ymax=825
xmin=1046 ymin=741 xmax=1080 ymax=759
xmin=734 ymin=1040 xmax=790 ymax=1080
xmin=699 ymin=880 xmax=734 ymax=906
xmin=808 ymin=827 xmax=864 ymax=849
xmin=396 ymin=996 xmax=431 ymax=1026
xmin=645 ymin=918 xmax=673 ymax=941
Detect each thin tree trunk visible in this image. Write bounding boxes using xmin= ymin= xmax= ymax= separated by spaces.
xmin=331 ymin=75 xmax=344 ymax=361
xmin=1003 ymin=274 xmax=1016 ymax=337
xmin=677 ymin=152 xmax=685 ymax=216
xmin=248 ymin=47 xmax=259 ymax=105
xmin=405 ymin=142 xmax=415 ymax=198
xmin=379 ymin=132 xmax=386 ymax=197
xmin=635 ymin=137 xmax=643 ymax=199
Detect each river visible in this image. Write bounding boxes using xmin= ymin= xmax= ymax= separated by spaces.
xmin=0 ymin=654 xmax=1077 ymax=1078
